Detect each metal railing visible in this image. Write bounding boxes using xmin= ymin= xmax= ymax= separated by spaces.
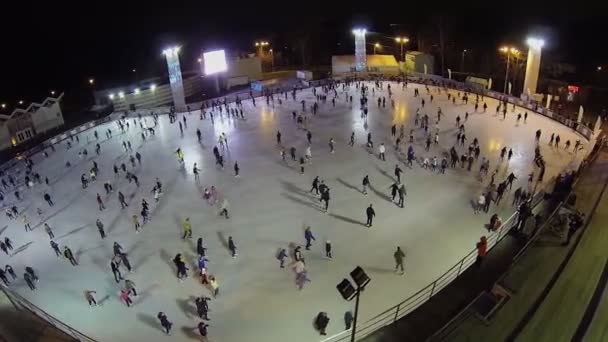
xmin=0 ymin=285 xmax=96 ymax=341
xmin=321 ymin=177 xmax=556 ymax=342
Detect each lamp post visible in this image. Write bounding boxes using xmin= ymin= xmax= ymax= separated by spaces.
xmin=255 ymin=41 xmax=269 ymax=56
xmin=499 ymin=46 xmax=520 ymax=94
xmin=394 ymin=37 xmax=409 ymax=62
xmin=269 ymin=49 xmax=274 ymax=71
xmin=461 ymin=49 xmax=467 ymax=72
xmin=336 ymin=266 xmax=371 ymax=342
xmin=373 ymin=43 xmax=380 ymax=55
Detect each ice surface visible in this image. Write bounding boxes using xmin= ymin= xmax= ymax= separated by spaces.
xmin=0 ymin=81 xmax=588 ymax=342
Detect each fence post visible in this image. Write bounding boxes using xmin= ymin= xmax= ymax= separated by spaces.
xmin=394 ymin=303 xmax=400 ymax=322
xmin=429 ymin=282 xmax=437 ymax=299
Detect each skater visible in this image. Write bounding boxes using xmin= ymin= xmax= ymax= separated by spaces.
xmin=378 ymin=143 xmax=386 ymax=161
xmin=366 ymin=204 xmax=375 ymax=227
xmin=195 ymin=296 xmax=210 ymax=320
xmin=394 ymin=246 xmax=406 ymax=274
xmin=276 ymin=130 xmax=282 ymax=145
xmin=193 ymin=163 xmax=201 ymax=182
xmin=173 ymin=253 xmax=189 ymax=280
xmin=362 ymin=175 xmax=370 ymax=195
xmin=113 ymin=242 xmax=124 ymax=256
xmin=394 ymin=165 xmax=403 ymax=183
xmin=133 ymin=215 xmax=141 ymax=232
xmin=182 ymin=218 xmax=193 ymax=240
xmin=197 ymin=238 xmax=207 ymax=257
xmin=85 ymin=290 xmax=97 ymax=306
xmin=290 ymin=146 xmax=297 ymax=161
xmin=304 ymin=226 xmax=315 ymax=250
xmin=96 ymin=219 xmax=106 ymax=239
xmin=325 ymin=240 xmax=332 ymax=258
xmin=277 ymin=248 xmax=288 ymax=268
xmin=125 ymin=279 xmax=137 ymax=296
xmin=234 ymin=161 xmax=240 ymax=177
xmin=50 ymin=240 xmax=61 ymax=257
xmin=96 ymin=193 xmax=105 ymax=211
xmin=4 ymin=265 xmax=16 ymax=280
xmin=120 ymin=289 xmax=133 ymax=307
xmin=64 ymin=246 xmax=78 ymax=265
xmin=349 ymin=132 xmax=355 ymax=146
xmin=24 ymin=272 xmax=36 ymax=290
xmin=116 ymin=191 xmax=128 ymax=208
xmin=110 ymin=257 xmax=122 ymax=282
xmin=398 ymin=183 xmax=406 ymax=208
xmin=228 ymin=236 xmax=237 ymax=258
xmin=0 ymin=268 xmax=8 ymax=285
xmin=315 ymin=312 xmax=330 ymax=336
xmin=157 ymin=312 xmax=173 ymax=335
xmin=310 ymin=176 xmax=320 ymax=195
xmin=219 ymin=198 xmax=230 ymax=219
xmin=44 ymin=193 xmax=54 ymax=207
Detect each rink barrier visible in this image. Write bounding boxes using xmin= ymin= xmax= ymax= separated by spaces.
xmin=0 ymin=285 xmax=97 ymax=341
xmin=320 ymin=180 xmax=554 ymax=342
xmin=428 ymin=141 xmax=605 ymax=341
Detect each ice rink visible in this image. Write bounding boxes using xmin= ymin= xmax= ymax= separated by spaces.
xmin=0 ymin=81 xmax=589 ymax=342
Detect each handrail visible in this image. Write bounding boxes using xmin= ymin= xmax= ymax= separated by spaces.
xmin=322 ymin=174 xmax=560 ymax=342
xmin=0 ymin=285 xmax=97 ymax=341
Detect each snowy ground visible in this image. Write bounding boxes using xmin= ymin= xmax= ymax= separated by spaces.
xmin=0 ymin=81 xmax=589 ymax=342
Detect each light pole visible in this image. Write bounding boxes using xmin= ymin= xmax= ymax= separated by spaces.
xmin=255 ymin=41 xmax=269 ymax=56
xmin=523 ymin=37 xmax=545 ymax=96
xmin=336 ymin=266 xmax=371 ymax=342
xmin=394 ymin=37 xmax=409 ymax=62
xmin=88 ymin=78 xmax=96 ymax=105
xmin=373 ymin=43 xmax=380 ymax=55
xmin=269 ymin=49 xmax=274 ymax=71
xmin=461 ymin=49 xmax=467 ymax=72
xmin=499 ymin=46 xmax=520 ymax=94
xmin=352 ymin=28 xmax=367 ymax=72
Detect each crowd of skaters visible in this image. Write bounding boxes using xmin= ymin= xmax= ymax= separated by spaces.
xmin=0 ymin=74 xmax=587 ymax=339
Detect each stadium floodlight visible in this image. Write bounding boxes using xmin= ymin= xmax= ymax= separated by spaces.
xmin=109 ymin=93 xmax=115 ymax=99
xmin=162 ymin=46 xmax=181 ymax=57
xmin=134 ymin=88 xmax=140 ymax=95
xmin=352 ymin=28 xmax=367 ymax=36
xmin=118 ymin=91 xmax=125 ymax=98
xmin=150 ymin=84 xmax=156 ymax=91
xmin=526 ymin=37 xmax=545 ymax=49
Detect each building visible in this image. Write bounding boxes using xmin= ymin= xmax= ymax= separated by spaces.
xmin=95 ymin=72 xmax=203 ymax=112
xmin=0 ymin=94 xmax=65 ymax=150
xmin=331 ymin=55 xmax=400 ymax=75
xmin=404 ymin=51 xmax=435 ymax=74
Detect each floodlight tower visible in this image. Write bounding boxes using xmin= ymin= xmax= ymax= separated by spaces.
xmin=523 ymin=37 xmax=544 ymax=96
xmin=163 ymin=46 xmax=186 ymax=112
xmin=352 ymin=28 xmax=367 ymax=72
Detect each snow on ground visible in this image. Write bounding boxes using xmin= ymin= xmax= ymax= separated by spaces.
xmin=0 ymin=81 xmax=589 ymax=342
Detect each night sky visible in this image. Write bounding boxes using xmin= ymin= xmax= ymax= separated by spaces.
xmin=2 ymin=2 xmax=608 ymax=106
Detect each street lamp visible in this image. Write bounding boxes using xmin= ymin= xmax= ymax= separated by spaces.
xmin=394 ymin=36 xmax=409 ymax=62
xmin=50 ymin=90 xmax=55 ymax=96
xmin=269 ymin=48 xmax=274 ymax=71
xmin=598 ymin=66 xmax=603 ymax=71
xmin=499 ymin=45 xmax=520 ymax=94
xmin=336 ymin=266 xmax=371 ymax=342
xmin=255 ymin=41 xmax=269 ymax=56
xmin=88 ymin=78 xmax=95 ymax=85
xmin=1 ymin=103 xmax=5 ymax=109
xmin=373 ymin=43 xmax=381 ymax=55
xmin=461 ymin=49 xmax=467 ymax=72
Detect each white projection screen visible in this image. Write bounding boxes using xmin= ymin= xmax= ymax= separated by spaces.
xmin=203 ymin=50 xmax=228 ymax=75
